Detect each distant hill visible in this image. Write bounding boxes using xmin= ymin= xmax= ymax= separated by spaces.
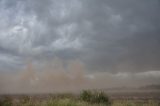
xmin=139 ymin=84 xmax=160 ymax=90
xmin=101 ymin=84 xmax=160 ymax=91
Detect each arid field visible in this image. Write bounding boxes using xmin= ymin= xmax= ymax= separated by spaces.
xmin=0 ymin=90 xmax=160 ymax=106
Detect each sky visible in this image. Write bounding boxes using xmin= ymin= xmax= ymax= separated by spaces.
xmin=0 ymin=0 xmax=160 ymax=93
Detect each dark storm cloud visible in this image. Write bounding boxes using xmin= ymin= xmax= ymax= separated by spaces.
xmin=0 ymin=0 xmax=160 ymax=73
xmin=79 ymin=0 xmax=160 ymax=72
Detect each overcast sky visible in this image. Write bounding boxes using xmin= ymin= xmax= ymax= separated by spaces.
xmin=0 ymin=0 xmax=160 ymax=92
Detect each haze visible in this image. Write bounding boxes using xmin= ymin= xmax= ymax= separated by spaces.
xmin=0 ymin=0 xmax=160 ymax=94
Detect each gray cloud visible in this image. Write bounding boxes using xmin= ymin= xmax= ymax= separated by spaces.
xmin=0 ymin=0 xmax=160 ymax=74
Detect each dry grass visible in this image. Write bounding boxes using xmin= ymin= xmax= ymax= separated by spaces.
xmin=0 ymin=90 xmax=159 ymax=106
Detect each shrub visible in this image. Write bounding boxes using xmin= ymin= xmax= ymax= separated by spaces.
xmin=91 ymin=91 xmax=110 ymax=104
xmin=0 ymin=96 xmax=12 ymax=106
xmin=80 ymin=90 xmax=92 ymax=102
xmin=80 ymin=90 xmax=111 ymax=105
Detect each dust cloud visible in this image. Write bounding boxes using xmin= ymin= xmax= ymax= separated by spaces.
xmin=0 ymin=59 xmax=160 ymax=94
xmin=0 ymin=59 xmax=92 ymax=94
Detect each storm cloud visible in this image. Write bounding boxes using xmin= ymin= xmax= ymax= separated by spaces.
xmin=0 ymin=0 xmax=160 ymax=92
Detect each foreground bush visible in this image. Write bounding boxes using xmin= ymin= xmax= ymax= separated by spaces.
xmin=0 ymin=96 xmax=12 ymax=106
xmin=80 ymin=90 xmax=111 ymax=105
xmin=80 ymin=90 xmax=92 ymax=102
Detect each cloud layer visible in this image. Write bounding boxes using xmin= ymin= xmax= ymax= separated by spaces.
xmin=0 ymin=0 xmax=160 ymax=92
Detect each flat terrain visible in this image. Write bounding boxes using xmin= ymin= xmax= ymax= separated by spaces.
xmin=107 ymin=90 xmax=160 ymax=100
xmin=0 ymin=90 xmax=160 ymax=106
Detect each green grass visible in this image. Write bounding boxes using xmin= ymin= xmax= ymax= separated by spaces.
xmin=1 ymin=98 xmax=159 ymax=106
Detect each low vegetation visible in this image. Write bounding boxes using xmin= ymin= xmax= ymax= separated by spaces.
xmin=0 ymin=96 xmax=12 ymax=106
xmin=80 ymin=90 xmax=110 ymax=105
xmin=0 ymin=90 xmax=159 ymax=106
